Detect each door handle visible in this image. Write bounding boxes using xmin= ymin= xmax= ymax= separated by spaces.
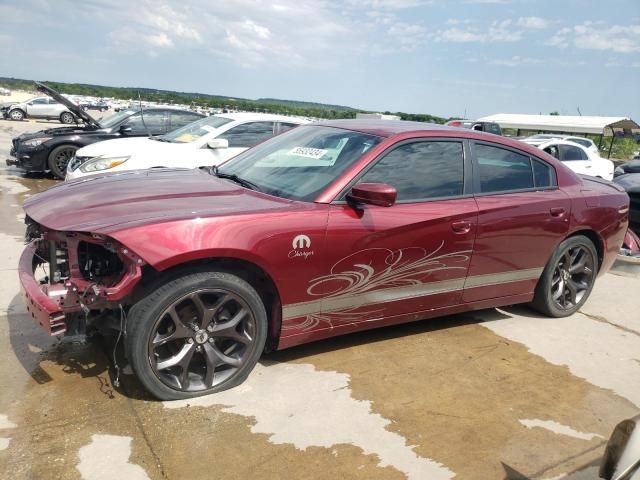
xmin=549 ymin=207 xmax=566 ymax=217
xmin=451 ymin=220 xmax=472 ymax=234
xmin=585 ymin=165 xmax=592 ymax=169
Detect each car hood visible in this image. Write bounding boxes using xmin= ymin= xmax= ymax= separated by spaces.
xmin=16 ymin=125 xmax=96 ymax=142
xmin=76 ymin=137 xmax=182 ymax=158
xmin=35 ymin=81 xmax=99 ymax=127
xmin=23 ymin=168 xmax=294 ymax=233
xmin=614 ymin=173 xmax=640 ymax=193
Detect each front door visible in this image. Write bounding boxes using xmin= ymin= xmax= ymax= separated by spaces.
xmin=25 ymin=97 xmax=50 ymax=118
xmin=314 ymin=139 xmax=478 ymax=333
xmin=463 ymin=141 xmax=571 ymax=302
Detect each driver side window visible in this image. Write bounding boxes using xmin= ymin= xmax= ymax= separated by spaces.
xmin=358 ymin=141 xmax=465 ymax=202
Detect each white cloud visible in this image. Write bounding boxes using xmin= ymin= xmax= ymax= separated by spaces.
xmin=436 ymin=20 xmax=522 ymax=43
xmin=347 ymin=0 xmax=431 ymax=8
xmin=489 ymin=55 xmax=542 ymax=66
xmin=517 ymin=16 xmax=549 ymax=29
xmin=387 ymin=22 xmax=427 ymax=50
xmin=546 ymin=22 xmax=640 ymax=53
xmin=465 ymin=0 xmax=509 ymax=3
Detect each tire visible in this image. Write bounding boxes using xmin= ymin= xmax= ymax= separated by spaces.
xmin=9 ymin=109 xmax=25 ymax=121
xmin=60 ymin=112 xmax=75 ymax=124
xmin=48 ymin=144 xmax=78 ymax=179
xmin=531 ymin=235 xmax=598 ymax=317
xmin=126 ymin=270 xmax=268 ymax=400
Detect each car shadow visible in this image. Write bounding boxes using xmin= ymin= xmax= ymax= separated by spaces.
xmin=5 ymin=291 xmax=544 ymax=402
xmin=267 ymin=306 xmax=522 ymax=364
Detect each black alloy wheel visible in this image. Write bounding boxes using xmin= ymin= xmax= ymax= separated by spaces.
xmin=48 ymin=145 xmax=78 ymax=179
xmin=532 ymin=235 xmax=598 ymax=317
xmin=127 ymin=271 xmax=267 ymax=400
xmin=149 ymin=289 xmax=257 ymax=392
xmin=550 ymin=244 xmax=595 ymax=310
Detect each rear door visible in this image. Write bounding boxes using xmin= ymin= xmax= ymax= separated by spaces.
xmin=463 ymin=141 xmax=570 ymax=302
xmin=122 ymin=111 xmax=168 ymax=136
xmin=310 ymin=139 xmax=478 ymax=333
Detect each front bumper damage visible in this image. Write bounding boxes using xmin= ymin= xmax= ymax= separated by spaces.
xmin=19 ymin=228 xmax=145 ymax=335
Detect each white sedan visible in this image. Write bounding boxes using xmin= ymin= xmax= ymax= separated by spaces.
xmin=523 ymin=134 xmax=600 ymax=155
xmin=523 ymin=139 xmax=614 ymax=180
xmin=66 ymin=113 xmax=310 ymax=180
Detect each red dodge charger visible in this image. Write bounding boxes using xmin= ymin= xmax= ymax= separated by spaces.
xmin=19 ymin=120 xmax=629 ymax=399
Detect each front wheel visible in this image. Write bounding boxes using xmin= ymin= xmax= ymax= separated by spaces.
xmin=48 ymin=144 xmax=78 ymax=179
xmin=126 ymin=271 xmax=267 ymax=400
xmin=9 ymin=109 xmax=25 ymax=121
xmin=531 ymin=235 xmax=598 ymax=317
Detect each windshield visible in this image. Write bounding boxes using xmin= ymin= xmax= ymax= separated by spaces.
xmin=161 ymin=115 xmax=233 ymax=143
xmin=99 ymin=111 xmax=134 ymax=129
xmin=219 ymin=125 xmax=383 ymax=201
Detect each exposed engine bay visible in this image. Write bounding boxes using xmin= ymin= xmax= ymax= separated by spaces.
xmin=24 ymin=216 xmax=145 ymax=335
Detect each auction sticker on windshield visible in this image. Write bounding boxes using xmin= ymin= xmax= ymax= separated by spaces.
xmin=288 ymin=147 xmax=328 ymax=160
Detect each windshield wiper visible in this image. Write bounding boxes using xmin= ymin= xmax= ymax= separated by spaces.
xmin=151 ymin=137 xmax=169 ymax=142
xmin=208 ymin=165 xmax=261 ymax=191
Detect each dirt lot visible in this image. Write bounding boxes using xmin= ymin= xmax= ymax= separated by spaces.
xmin=0 ymin=117 xmax=639 ymax=480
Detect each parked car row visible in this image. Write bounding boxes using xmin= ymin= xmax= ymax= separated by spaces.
xmin=6 ymin=82 xmax=206 ymax=178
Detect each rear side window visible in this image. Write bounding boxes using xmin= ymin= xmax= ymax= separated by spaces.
xmin=559 ymin=144 xmax=588 ymax=161
xmin=532 ymin=159 xmax=556 ymax=188
xmin=360 ymin=141 xmax=464 ymax=201
xmin=567 ymin=138 xmax=591 ymax=148
xmin=277 ymin=122 xmax=299 ymax=134
xmin=170 ymin=111 xmax=202 ymax=130
xmin=476 ymin=144 xmax=534 ymax=193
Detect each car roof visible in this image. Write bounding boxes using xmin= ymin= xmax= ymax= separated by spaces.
xmin=314 ymin=119 xmax=459 ymax=137
xmin=215 ymin=112 xmax=310 ymax=123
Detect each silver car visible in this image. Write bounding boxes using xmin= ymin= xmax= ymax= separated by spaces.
xmin=3 ymin=96 xmax=77 ymax=124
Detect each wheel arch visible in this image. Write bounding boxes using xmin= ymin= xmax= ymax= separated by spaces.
xmin=135 ymin=256 xmax=283 ymax=352
xmin=566 ymin=228 xmax=604 ymax=270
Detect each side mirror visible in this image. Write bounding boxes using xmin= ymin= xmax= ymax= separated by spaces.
xmin=347 ymin=182 xmax=397 ymax=207
xmin=119 ymin=125 xmax=132 ymax=134
xmin=207 ymin=138 xmax=229 ymax=149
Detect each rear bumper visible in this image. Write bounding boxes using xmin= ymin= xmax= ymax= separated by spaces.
xmin=19 ymin=242 xmax=67 ymax=336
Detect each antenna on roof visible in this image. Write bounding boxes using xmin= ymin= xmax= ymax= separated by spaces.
xmin=577 ymin=106 xmax=582 ymax=116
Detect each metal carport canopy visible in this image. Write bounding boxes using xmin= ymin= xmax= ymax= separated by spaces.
xmin=476 ymin=113 xmax=639 ymax=135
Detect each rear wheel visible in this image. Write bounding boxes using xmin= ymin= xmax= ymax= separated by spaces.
xmin=531 ymin=235 xmax=598 ymax=317
xmin=126 ymin=271 xmax=267 ymax=400
xmin=9 ymin=109 xmax=25 ymax=121
xmin=60 ymin=112 xmax=74 ymax=124
xmin=48 ymin=144 xmax=78 ymax=179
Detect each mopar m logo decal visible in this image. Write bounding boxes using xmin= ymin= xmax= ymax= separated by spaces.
xmin=289 ymin=235 xmax=313 ymax=260
xmin=292 ymin=234 xmax=311 ymax=250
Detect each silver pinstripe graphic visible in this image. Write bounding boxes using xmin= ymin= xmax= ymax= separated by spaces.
xmin=282 ymin=267 xmax=543 ymax=322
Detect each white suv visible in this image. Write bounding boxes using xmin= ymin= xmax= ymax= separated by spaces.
xmin=66 ymin=112 xmax=310 ymax=180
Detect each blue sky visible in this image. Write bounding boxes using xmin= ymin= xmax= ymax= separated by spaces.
xmin=1 ymin=0 xmax=639 ymax=119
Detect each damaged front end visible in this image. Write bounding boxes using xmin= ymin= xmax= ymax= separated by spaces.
xmin=20 ymin=217 xmax=145 ymax=336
